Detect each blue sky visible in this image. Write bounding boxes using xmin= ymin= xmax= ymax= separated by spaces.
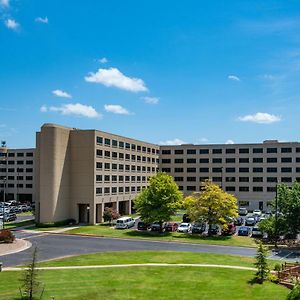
xmin=1 ymin=0 xmax=300 ymax=148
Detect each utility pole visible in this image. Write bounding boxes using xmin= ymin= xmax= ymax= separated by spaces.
xmin=1 ymin=141 xmax=7 ymax=229
xmin=274 ymin=179 xmax=279 ymax=249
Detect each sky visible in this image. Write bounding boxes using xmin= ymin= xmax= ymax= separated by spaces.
xmin=1 ymin=0 xmax=300 ymax=148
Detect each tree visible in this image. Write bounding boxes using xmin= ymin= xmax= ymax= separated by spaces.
xmin=103 ymin=207 xmax=120 ymax=224
xmin=254 ymin=241 xmax=270 ymax=284
xmin=134 ymin=172 xmax=183 ymax=232
xmin=184 ymin=180 xmax=238 ymax=234
xmin=20 ymin=246 xmax=42 ymax=300
xmin=287 ymin=282 xmax=300 ymax=300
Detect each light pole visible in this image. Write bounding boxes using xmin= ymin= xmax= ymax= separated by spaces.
xmin=274 ymin=179 xmax=279 ymax=249
xmin=2 ymin=177 xmax=6 ymax=229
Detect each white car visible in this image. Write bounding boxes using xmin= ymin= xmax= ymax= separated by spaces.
xmin=253 ymin=209 xmax=262 ymax=216
xmin=115 ymin=217 xmax=135 ymax=229
xmin=251 ymin=226 xmax=263 ymax=237
xmin=177 ymin=223 xmax=191 ymax=233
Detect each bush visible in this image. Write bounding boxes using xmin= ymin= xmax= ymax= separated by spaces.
xmin=103 ymin=207 xmax=120 ymax=223
xmin=0 ymin=229 xmax=15 ymax=243
xmin=286 ymin=281 xmax=300 ymax=300
xmin=268 ymin=273 xmax=279 ymax=283
xmin=274 ymin=263 xmax=282 ymax=272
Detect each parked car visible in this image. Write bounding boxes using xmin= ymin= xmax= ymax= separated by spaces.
xmin=238 ymin=226 xmax=251 ymax=236
xmin=251 ymin=226 xmax=263 ymax=238
xmin=4 ymin=213 xmax=17 ymax=222
xmin=234 ymin=217 xmax=244 ymax=226
xmin=191 ymin=223 xmax=206 ymax=234
xmin=208 ymin=224 xmax=221 ymax=235
xmin=222 ymin=223 xmax=237 ymax=236
xmin=239 ymin=207 xmax=248 ymax=216
xmin=137 ymin=221 xmax=150 ymax=231
xmin=245 ymin=216 xmax=256 ymax=226
xmin=115 ymin=217 xmax=135 ymax=229
xmin=177 ymin=223 xmax=191 ymax=233
xmin=253 ymin=209 xmax=262 ymax=217
xmin=165 ymin=222 xmax=179 ymax=232
xmin=150 ymin=222 xmax=166 ymax=232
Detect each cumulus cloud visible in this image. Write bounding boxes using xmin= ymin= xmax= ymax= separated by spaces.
xmin=238 ymin=112 xmax=281 ymax=124
xmin=104 ymin=104 xmax=131 ymax=115
xmin=142 ymin=96 xmax=159 ymax=104
xmin=85 ymin=67 xmax=148 ymax=92
xmin=52 ymin=89 xmax=72 ymax=98
xmin=159 ymin=138 xmax=186 ymax=145
xmin=0 ymin=0 xmax=9 ymax=7
xmin=41 ymin=103 xmax=101 ymax=119
xmin=225 ymin=139 xmax=235 ymax=144
xmin=35 ymin=16 xmax=48 ymax=24
xmin=99 ymin=57 xmax=108 ymax=64
xmin=5 ymin=18 xmax=19 ymax=30
xmin=228 ymin=75 xmax=240 ymax=81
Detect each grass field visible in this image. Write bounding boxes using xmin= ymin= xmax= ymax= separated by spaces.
xmin=0 ymin=251 xmax=288 ymax=300
xmin=65 ymin=224 xmax=257 ymax=247
xmin=5 ymin=219 xmax=35 ymax=230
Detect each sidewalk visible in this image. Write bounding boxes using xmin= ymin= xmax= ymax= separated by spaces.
xmin=0 ymin=239 xmax=31 ymax=257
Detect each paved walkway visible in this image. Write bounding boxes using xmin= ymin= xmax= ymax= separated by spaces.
xmin=0 ymin=239 xmax=31 ymax=256
xmin=3 ymin=263 xmax=257 ymax=272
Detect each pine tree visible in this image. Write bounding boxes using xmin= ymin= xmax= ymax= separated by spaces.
xmin=254 ymin=241 xmax=270 ymax=284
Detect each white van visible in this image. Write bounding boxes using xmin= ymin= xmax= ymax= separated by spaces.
xmin=115 ymin=217 xmax=135 ymax=229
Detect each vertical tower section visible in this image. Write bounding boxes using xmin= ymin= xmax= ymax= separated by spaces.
xmin=37 ymin=124 xmax=72 ymax=223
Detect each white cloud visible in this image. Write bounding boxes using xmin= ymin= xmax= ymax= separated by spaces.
xmin=142 ymin=96 xmax=159 ymax=104
xmin=35 ymin=16 xmax=48 ymax=24
xmin=52 ymin=89 xmax=72 ymax=98
xmin=0 ymin=0 xmax=9 ymax=7
xmin=85 ymin=67 xmax=148 ymax=92
xmin=41 ymin=103 xmax=101 ymax=119
xmin=225 ymin=139 xmax=235 ymax=144
xmin=159 ymin=138 xmax=186 ymax=145
xmin=228 ymin=75 xmax=240 ymax=81
xmin=238 ymin=112 xmax=281 ymax=124
xmin=99 ymin=57 xmax=108 ymax=64
xmin=5 ymin=18 xmax=19 ymax=30
xmin=40 ymin=105 xmax=48 ymax=112
xmin=104 ymin=104 xmax=131 ymax=115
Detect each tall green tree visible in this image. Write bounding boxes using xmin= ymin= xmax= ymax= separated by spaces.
xmin=134 ymin=172 xmax=183 ymax=231
xmin=184 ymin=180 xmax=238 ymax=234
xmin=254 ymin=241 xmax=270 ymax=284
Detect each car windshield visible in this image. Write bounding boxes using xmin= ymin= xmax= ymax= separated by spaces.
xmin=180 ymin=224 xmax=188 ymax=227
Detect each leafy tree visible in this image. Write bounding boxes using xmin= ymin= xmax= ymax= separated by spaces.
xmin=20 ymin=246 xmax=42 ymax=300
xmin=103 ymin=207 xmax=120 ymax=224
xmin=258 ymin=216 xmax=286 ymax=242
xmin=287 ymin=282 xmax=300 ymax=300
xmin=134 ymin=172 xmax=183 ymax=232
xmin=184 ymin=180 xmax=238 ymax=234
xmin=254 ymin=241 xmax=270 ymax=284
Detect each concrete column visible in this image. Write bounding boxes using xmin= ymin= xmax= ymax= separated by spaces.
xmin=89 ymin=202 xmax=96 ymax=225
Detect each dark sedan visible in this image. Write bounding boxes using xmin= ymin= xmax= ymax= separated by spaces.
xmin=238 ymin=226 xmax=251 ymax=236
xmin=191 ymin=223 xmax=206 ymax=234
xmin=137 ymin=221 xmax=150 ymax=231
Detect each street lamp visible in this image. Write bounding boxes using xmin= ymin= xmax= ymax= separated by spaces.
xmin=2 ymin=177 xmax=6 ymax=229
xmin=274 ymin=179 xmax=279 ymax=249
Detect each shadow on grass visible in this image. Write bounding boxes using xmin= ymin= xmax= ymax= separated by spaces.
xmin=125 ymin=230 xmax=173 ymax=238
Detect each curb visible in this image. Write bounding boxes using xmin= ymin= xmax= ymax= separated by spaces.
xmin=0 ymin=239 xmax=32 ymax=257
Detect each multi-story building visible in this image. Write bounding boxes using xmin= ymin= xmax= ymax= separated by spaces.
xmin=35 ymin=123 xmax=159 ymax=224
xmin=159 ymin=140 xmax=300 ymax=211
xmin=0 ymin=147 xmax=36 ymax=203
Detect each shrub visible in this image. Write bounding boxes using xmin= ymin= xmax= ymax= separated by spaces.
xmin=0 ymin=229 xmax=15 ymax=243
xmin=286 ymin=281 xmax=300 ymax=300
xmin=103 ymin=207 xmax=120 ymax=224
xmin=268 ymin=273 xmax=279 ymax=283
xmin=274 ymin=263 xmax=282 ymax=272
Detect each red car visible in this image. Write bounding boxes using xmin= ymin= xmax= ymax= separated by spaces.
xmin=222 ymin=223 xmax=237 ymax=236
xmin=165 ymin=222 xmax=179 ymax=232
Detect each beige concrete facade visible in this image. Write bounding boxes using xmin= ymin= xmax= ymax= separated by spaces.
xmin=36 ymin=124 xmax=159 ymax=224
xmin=0 ymin=147 xmax=35 ymax=203
xmin=159 ymin=140 xmax=300 ymax=211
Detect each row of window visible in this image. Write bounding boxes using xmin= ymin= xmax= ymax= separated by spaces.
xmin=0 ymin=152 xmax=34 ymax=158
xmin=96 ymin=136 xmax=159 ymax=154
xmin=161 ymin=167 xmax=299 ymax=173
xmin=0 ymin=183 xmax=33 ymax=188
xmin=96 ymin=185 xmax=144 ymax=195
xmin=177 ymin=185 xmax=285 ymax=192
xmin=161 ymin=157 xmax=298 ymax=164
xmin=161 ymin=147 xmax=299 ymax=155
xmin=96 ymin=149 xmax=158 ymax=164
xmin=0 ymin=160 xmax=34 ymax=165
xmin=0 ymin=168 xmax=34 ymax=173
xmin=174 ymin=176 xmax=295 ymax=183
xmin=96 ymin=175 xmax=149 ymax=183
xmin=0 ymin=175 xmax=33 ymax=181
xmin=96 ymin=162 xmax=157 ymax=173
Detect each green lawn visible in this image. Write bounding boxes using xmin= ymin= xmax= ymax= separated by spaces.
xmin=5 ymin=219 xmax=35 ymax=230
xmin=65 ymin=224 xmax=257 ymax=247
xmin=0 ymin=264 xmax=288 ymax=299
xmin=35 ymin=250 xmax=276 ymax=269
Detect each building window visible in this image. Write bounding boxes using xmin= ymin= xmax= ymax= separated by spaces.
xmin=17 ymin=161 xmax=24 ymax=165
xmin=104 ymin=163 xmax=110 ymax=170
xmin=17 ymin=152 xmax=24 ymax=157
xmin=112 ymin=140 xmax=118 ymax=147
xmin=199 ymin=168 xmax=209 ymax=173
xmin=187 ymin=149 xmax=196 ymax=155
xmin=253 ymin=167 xmax=263 ymax=173
xmin=104 ymin=138 xmax=111 ymax=146
xmin=187 ymin=158 xmax=197 ymax=164
xmin=104 ymin=151 xmax=110 ymax=158
xmin=212 ymin=177 xmax=222 ymax=182
xmin=281 ymin=167 xmax=292 ymax=173
xmin=239 ymin=158 xmax=249 ymax=163
xmin=96 ymin=175 xmax=102 ymax=182
xmin=125 ymin=143 xmax=130 ymax=150
xmin=96 ymin=136 xmax=103 ymax=144
xmin=212 ymin=167 xmax=222 ymax=173
xmin=281 ymin=177 xmax=292 ymax=182
xmin=212 ymin=149 xmax=222 ymax=154
xmin=281 ymin=147 xmax=292 ymax=153
xmin=239 ymin=186 xmax=249 ymax=192
xmin=187 ymin=177 xmax=196 ymax=182
xmin=226 ymin=177 xmax=235 ymax=182
xmin=174 ymin=177 xmax=183 ymax=181
xmin=187 ymin=186 xmax=196 ymax=191
xmin=239 ymin=168 xmax=249 ymax=173
xmin=175 ymin=159 xmax=184 ymax=163
xmin=253 ymin=186 xmax=263 ymax=192
xmin=162 ymin=168 xmax=171 ymax=172
xmin=253 ymin=148 xmax=263 ymax=153
xmin=199 ymin=158 xmax=209 ymax=163
xmin=281 ymin=157 xmax=292 ymax=163
xmin=131 ymin=144 xmax=136 ymax=151
xmin=212 ymin=158 xmax=222 ymax=163
xmin=267 ymin=167 xmax=277 ymax=173
xmin=226 ymin=158 xmax=235 ymax=163
xmin=119 ymin=141 xmax=124 ymax=148
xmin=199 ymin=149 xmax=209 ymax=154
xmin=26 ymin=176 xmax=33 ymax=180
xmin=175 ymin=168 xmax=184 ymax=173
xmin=96 ymin=149 xmax=103 ymax=157
xmin=267 ymin=157 xmax=277 ymax=163
xmin=239 ymin=201 xmax=249 ymax=207
xmin=239 ymin=177 xmax=249 ymax=182
xmin=26 ymin=152 xmax=33 ymax=157
xmin=253 ymin=177 xmax=263 ymax=182
xmin=26 ymin=183 xmax=33 ymax=188
xmin=162 ymin=159 xmax=171 ymax=164
xmin=188 ymin=168 xmax=197 ymax=173
xmin=267 ymin=187 xmax=276 ymax=192
xmin=200 ymin=177 xmax=209 ymax=182
xmin=8 ymin=153 xmax=15 ymax=157
xmin=96 ymin=162 xmax=103 ymax=169
xmin=226 ymin=186 xmax=235 ymax=192
xmin=226 ymin=168 xmax=235 ymax=173
xmin=239 ymin=148 xmax=249 ymax=154
xmin=267 ymin=177 xmax=277 ymax=182
xmin=26 ymin=168 xmax=33 ymax=172
xmin=104 ymin=187 xmax=110 ymax=194
xmin=175 ymin=149 xmax=184 ymax=155
xmin=253 ymin=158 xmax=263 ymax=163
xmin=226 ymin=148 xmax=235 ymax=154
xmin=267 ymin=148 xmax=277 ymax=153
xmin=296 ymin=147 xmax=300 ymax=153
xmin=162 ymin=149 xmax=171 ymax=155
